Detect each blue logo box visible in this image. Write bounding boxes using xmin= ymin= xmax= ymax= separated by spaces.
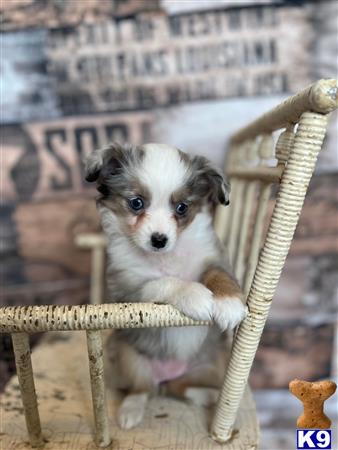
xmin=297 ymin=430 xmax=332 ymax=449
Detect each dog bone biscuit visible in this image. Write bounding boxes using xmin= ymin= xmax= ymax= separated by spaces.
xmin=289 ymin=379 xmax=336 ymax=429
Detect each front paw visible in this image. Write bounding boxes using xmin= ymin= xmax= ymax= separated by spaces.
xmin=175 ymin=282 xmax=214 ymax=322
xmin=213 ymin=296 xmax=247 ymax=331
xmin=117 ymin=393 xmax=147 ymax=430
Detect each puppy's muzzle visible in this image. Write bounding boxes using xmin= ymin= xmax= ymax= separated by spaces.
xmin=151 ymin=233 xmax=168 ymax=249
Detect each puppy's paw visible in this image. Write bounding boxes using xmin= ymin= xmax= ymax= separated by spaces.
xmin=185 ymin=387 xmax=219 ymax=407
xmin=140 ymin=278 xmax=213 ymax=321
xmin=117 ymin=393 xmax=148 ymax=430
xmin=213 ymin=296 xmax=247 ymax=331
xmin=176 ymin=282 xmax=214 ymax=321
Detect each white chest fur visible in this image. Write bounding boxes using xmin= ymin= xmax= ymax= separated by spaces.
xmin=107 ymin=211 xmax=218 ymax=285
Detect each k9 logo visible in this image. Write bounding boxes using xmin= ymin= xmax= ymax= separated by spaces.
xmin=297 ymin=430 xmax=332 ymax=449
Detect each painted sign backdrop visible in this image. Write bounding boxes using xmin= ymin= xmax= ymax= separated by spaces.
xmin=2 ymin=3 xmax=312 ymax=205
xmin=3 ymin=5 xmax=311 ymax=123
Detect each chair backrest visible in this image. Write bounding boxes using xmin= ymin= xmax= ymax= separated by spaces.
xmin=1 ymin=79 xmax=336 ymax=447
xmin=75 ymin=233 xmax=107 ymax=305
xmin=215 ymin=132 xmax=280 ymax=295
xmin=211 ymin=78 xmax=337 ymax=441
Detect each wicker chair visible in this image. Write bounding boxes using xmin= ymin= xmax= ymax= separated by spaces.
xmin=1 ymin=79 xmax=337 ymax=450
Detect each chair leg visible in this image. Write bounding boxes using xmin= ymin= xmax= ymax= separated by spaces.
xmin=12 ymin=332 xmax=44 ymax=448
xmin=86 ymin=330 xmax=111 ymax=447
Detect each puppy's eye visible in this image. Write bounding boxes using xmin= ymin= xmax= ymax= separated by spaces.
xmin=175 ymin=202 xmax=188 ymax=216
xmin=128 ymin=197 xmax=144 ymax=211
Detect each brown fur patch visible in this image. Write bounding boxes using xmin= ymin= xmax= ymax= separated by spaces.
xmin=171 ymin=187 xmax=202 ymax=230
xmin=100 ymin=178 xmax=151 ymax=220
xmin=129 ymin=180 xmax=151 ymax=207
xmin=171 ymin=153 xmax=230 ymax=230
xmin=171 ymin=205 xmax=201 ymax=230
xmin=101 ymin=196 xmax=129 ymax=217
xmin=201 ymin=268 xmax=242 ymax=299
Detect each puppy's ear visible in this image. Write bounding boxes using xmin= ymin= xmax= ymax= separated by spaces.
xmin=191 ymin=155 xmax=231 ymax=206
xmin=84 ymin=142 xmax=126 ymax=183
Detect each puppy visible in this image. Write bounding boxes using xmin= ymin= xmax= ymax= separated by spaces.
xmin=85 ymin=142 xmax=246 ymax=429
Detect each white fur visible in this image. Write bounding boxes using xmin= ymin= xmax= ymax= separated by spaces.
xmin=129 ymin=144 xmax=191 ymax=253
xmin=101 ymin=208 xmax=220 ymax=360
xmin=213 ymin=298 xmax=247 ymax=332
xmin=139 ymin=143 xmax=189 ymax=202
xmin=101 ymin=205 xmax=218 ymax=284
xmin=185 ymin=387 xmax=220 ymax=407
xmin=117 ymin=393 xmax=148 ymax=429
xmin=94 ymin=143 xmax=247 ymax=429
xmin=140 ymin=277 xmax=214 ymax=321
xmin=161 ymin=327 xmax=209 ymax=361
xmin=99 ymin=144 xmax=246 ymax=361
xmin=139 ymin=276 xmax=213 ymax=359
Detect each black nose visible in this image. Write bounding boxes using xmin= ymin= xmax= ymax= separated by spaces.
xmin=151 ymin=233 xmax=168 ymax=249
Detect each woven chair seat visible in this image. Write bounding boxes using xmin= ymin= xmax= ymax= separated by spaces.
xmin=2 ymin=331 xmax=259 ymax=450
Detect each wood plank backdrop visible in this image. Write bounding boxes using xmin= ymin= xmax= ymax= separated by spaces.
xmin=1 ymin=0 xmax=337 ymax=390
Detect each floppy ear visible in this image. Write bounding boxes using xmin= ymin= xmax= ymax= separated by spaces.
xmin=191 ymin=155 xmax=231 ymax=206
xmin=209 ymin=168 xmax=231 ymax=206
xmin=84 ymin=142 xmax=126 ymax=183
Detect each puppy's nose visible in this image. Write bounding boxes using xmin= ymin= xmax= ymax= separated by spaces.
xmin=151 ymin=233 xmax=168 ymax=249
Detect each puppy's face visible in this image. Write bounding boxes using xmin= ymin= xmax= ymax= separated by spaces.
xmin=85 ymin=143 xmax=230 ymax=253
